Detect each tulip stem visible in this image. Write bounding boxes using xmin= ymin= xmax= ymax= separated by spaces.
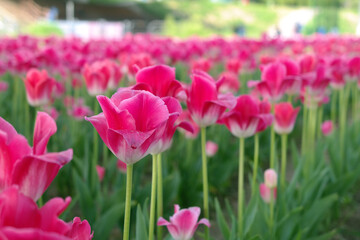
xmin=269 ymin=192 xmax=275 ymax=238
xmin=12 ymin=76 xmax=19 ymax=124
xmin=352 ymin=84 xmax=358 ymax=124
xmin=331 ymin=90 xmax=337 ymax=125
xmin=251 ymin=133 xmax=259 ymax=195
xmin=123 ymin=164 xmax=133 ymax=240
xmin=149 ymin=154 xmax=157 ymax=240
xmin=157 ymin=154 xmax=163 ymax=240
xmin=238 ymin=137 xmax=245 ymax=238
xmin=317 ymin=106 xmax=323 ymax=139
xmin=91 ymin=101 xmax=99 ymax=192
xmin=201 ymin=127 xmax=209 ymax=240
xmin=270 ymin=122 xmax=275 ymax=169
xmin=24 ymin=99 xmax=30 ymax=140
xmin=280 ymin=134 xmax=287 ymax=190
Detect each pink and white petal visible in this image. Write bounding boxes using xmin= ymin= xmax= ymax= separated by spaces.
xmin=40 ymin=197 xmax=72 ymax=234
xmin=67 ymin=217 xmax=93 ymax=240
xmin=85 ymin=113 xmax=109 ymax=146
xmin=33 ymin=112 xmax=57 ymax=155
xmin=0 ymin=227 xmax=71 ymax=240
xmin=0 ymin=117 xmax=18 ymax=144
xmin=97 ymin=95 xmax=136 ymax=131
xmin=157 ymin=217 xmax=171 ymax=226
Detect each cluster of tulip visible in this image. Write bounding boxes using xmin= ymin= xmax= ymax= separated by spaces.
xmin=0 ymin=33 xmax=359 ymax=240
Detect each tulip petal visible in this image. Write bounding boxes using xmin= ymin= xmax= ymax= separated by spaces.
xmin=33 ymin=112 xmax=57 ymax=155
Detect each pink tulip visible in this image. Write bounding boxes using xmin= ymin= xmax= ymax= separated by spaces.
xmin=85 ymin=89 xmax=170 ymax=164
xmin=259 ymin=183 xmax=277 ymax=203
xmin=186 ymin=70 xmax=235 ymax=127
xmin=219 ymin=95 xmax=273 ymax=138
xmin=348 ymin=56 xmax=360 ymax=80
xmin=148 ymin=97 xmax=193 ymax=154
xmin=190 ymin=58 xmax=212 ymax=73
xmin=96 ymin=165 xmax=105 ymax=182
xmin=217 ymin=71 xmax=240 ymax=94
xmin=274 ymin=102 xmax=300 ymax=135
xmin=0 ymin=186 xmax=93 ymax=239
xmin=205 ymin=141 xmax=218 ymax=157
xmin=68 ymin=105 xmax=93 ymax=121
xmin=0 ymin=112 xmax=72 ymax=201
xmin=117 ymin=159 xmax=127 ymax=173
xmin=82 ymin=61 xmax=110 ymax=96
xmin=264 ymin=169 xmax=277 ymax=188
xmin=24 ymin=69 xmax=54 ymax=106
xmin=250 ymin=62 xmax=294 ymax=102
xmin=225 ymin=58 xmax=242 ymax=74
xmin=0 ymin=81 xmax=8 ymax=92
xmin=177 ymin=110 xmax=200 ymax=139
xmin=104 ymin=60 xmax=122 ymax=90
xmin=256 ymin=100 xmax=273 ymax=133
xmin=157 ymin=205 xmax=210 ymax=240
xmin=321 ymin=120 xmax=333 ymax=136
xmin=132 ymin=65 xmax=183 ymax=98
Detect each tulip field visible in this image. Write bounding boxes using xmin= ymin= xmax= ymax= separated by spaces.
xmin=1 ymin=34 xmax=360 ymax=240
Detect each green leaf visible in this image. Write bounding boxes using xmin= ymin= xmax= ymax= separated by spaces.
xmin=244 ymin=195 xmax=258 ymax=237
xmin=307 ymin=230 xmax=337 ymax=240
xmin=135 ymin=205 xmax=149 ymax=240
xmin=93 ymin=203 xmax=125 ymax=240
xmin=215 ymin=198 xmax=230 ymax=239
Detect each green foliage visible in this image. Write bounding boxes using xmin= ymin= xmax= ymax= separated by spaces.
xmin=23 ymin=21 xmax=63 ymax=37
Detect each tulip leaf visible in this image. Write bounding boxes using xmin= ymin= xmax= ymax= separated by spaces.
xmin=306 ymin=229 xmax=337 ymax=240
xmin=93 ymin=202 xmax=125 ymax=240
xmin=135 ymin=204 xmax=148 ymax=240
xmin=215 ymin=198 xmax=230 ymax=239
xmin=244 ymin=195 xmax=258 ymax=236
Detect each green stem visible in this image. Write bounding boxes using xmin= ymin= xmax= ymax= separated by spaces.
xmin=307 ymin=106 xmax=317 ymax=172
xmin=37 ymin=196 xmax=43 ymax=208
xmin=317 ymin=106 xmax=323 ymax=139
xmin=123 ymin=164 xmax=133 ymax=240
xmin=339 ymin=88 xmax=345 ymax=160
xmin=269 ymin=191 xmax=275 ymax=237
xmin=238 ymin=137 xmax=245 ymax=238
xmin=12 ymin=77 xmax=19 ymax=123
xmin=91 ymin=101 xmax=100 ymax=191
xmin=287 ymin=94 xmax=292 ymax=103
xmin=280 ymin=134 xmax=288 ymax=189
xmin=270 ymin=104 xmax=276 ymax=169
xmin=251 ymin=133 xmax=259 ymax=195
xmin=157 ymin=154 xmax=163 ymax=240
xmin=331 ymin=90 xmax=337 ymax=125
xmin=25 ymin=100 xmax=30 ymax=140
xmin=201 ymin=127 xmax=209 ymax=240
xmin=352 ymin=84 xmax=358 ymax=123
xmin=301 ymin=106 xmax=308 ymax=157
xmin=149 ymin=155 xmax=157 ymax=240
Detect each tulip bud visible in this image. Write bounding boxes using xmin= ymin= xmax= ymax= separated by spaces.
xmin=264 ymin=169 xmax=277 ymax=189
xmin=321 ymin=120 xmax=333 ymax=136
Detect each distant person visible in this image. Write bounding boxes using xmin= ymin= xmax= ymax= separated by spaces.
xmin=234 ymin=24 xmax=246 ymax=37
xmin=294 ymin=22 xmax=302 ymax=34
xmin=275 ymin=25 xmax=281 ymax=38
xmin=47 ymin=6 xmax=58 ymax=21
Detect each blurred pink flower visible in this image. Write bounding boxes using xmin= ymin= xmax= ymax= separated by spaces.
xmin=157 ymin=204 xmax=210 ymax=240
xmin=205 ymin=141 xmax=218 ymax=157
xmin=321 ymin=120 xmax=333 ymax=136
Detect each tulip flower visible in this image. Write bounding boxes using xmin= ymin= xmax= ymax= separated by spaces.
xmin=86 ymin=89 xmax=170 ymax=164
xmin=249 ymin=62 xmax=294 ymax=102
xmin=0 ymin=186 xmax=93 ymax=239
xmin=157 ymin=205 xmax=210 ymax=240
xmin=321 ymin=120 xmax=333 ymax=136
xmin=259 ymin=183 xmax=277 ymax=204
xmin=96 ymin=165 xmax=105 ymax=182
xmin=104 ymin=59 xmax=122 ymax=90
xmin=117 ymin=159 xmax=127 ymax=173
xmin=274 ymin=102 xmax=300 ymax=135
xmin=264 ymin=169 xmax=278 ymax=189
xmin=0 ymin=81 xmax=8 ymax=92
xmin=217 ymin=71 xmax=240 ymax=94
xmin=86 ymin=89 xmax=170 ymax=240
xmin=0 ymin=112 xmax=72 ymax=201
xmin=132 ymin=65 xmax=183 ymax=98
xmin=205 ymin=141 xmax=218 ymax=157
xmin=186 ymin=70 xmax=235 ymax=127
xmin=23 ymin=69 xmax=54 ymax=107
xmin=82 ymin=61 xmax=110 ymax=96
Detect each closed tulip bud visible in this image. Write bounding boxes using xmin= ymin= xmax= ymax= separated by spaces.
xmin=264 ymin=169 xmax=277 ymax=188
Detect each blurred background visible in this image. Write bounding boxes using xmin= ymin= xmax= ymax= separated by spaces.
xmin=0 ymin=0 xmax=358 ymax=39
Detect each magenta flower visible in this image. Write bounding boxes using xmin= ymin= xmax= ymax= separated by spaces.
xmin=186 ymin=70 xmax=235 ymax=127
xmin=274 ymin=102 xmax=300 ymax=135
xmin=157 ymin=205 xmax=210 ymax=240
xmin=0 ymin=112 xmax=72 ymax=201
xmin=24 ymin=69 xmax=54 ymax=107
xmin=259 ymin=183 xmax=277 ymax=203
xmin=0 ymin=186 xmax=93 ymax=239
xmin=205 ymin=141 xmax=218 ymax=157
xmin=132 ymin=65 xmax=183 ymax=98
xmin=321 ymin=120 xmax=333 ymax=136
xmin=85 ymin=89 xmax=170 ymax=164
xmin=250 ymin=62 xmax=294 ymax=102
xmin=219 ymin=95 xmax=273 ymax=138
xmin=96 ymin=165 xmax=105 ymax=182
xmin=82 ymin=61 xmax=110 ymax=96
xmin=0 ymin=81 xmax=8 ymax=92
